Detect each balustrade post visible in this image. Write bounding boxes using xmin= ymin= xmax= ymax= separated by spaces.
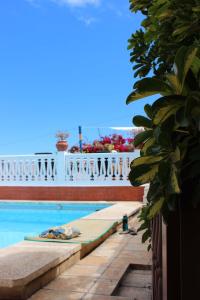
xmin=56 ymin=151 xmax=66 ymax=184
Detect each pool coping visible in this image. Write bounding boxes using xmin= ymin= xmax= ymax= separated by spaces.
xmin=0 ymin=201 xmax=142 ymax=300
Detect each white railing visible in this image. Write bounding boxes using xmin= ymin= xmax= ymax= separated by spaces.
xmin=0 ymin=154 xmax=56 ymax=185
xmin=0 ymin=151 xmax=140 ymax=186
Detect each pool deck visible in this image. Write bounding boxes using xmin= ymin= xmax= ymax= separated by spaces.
xmin=28 ymin=213 xmax=152 ymax=300
xmin=0 ymin=201 xmax=143 ymax=300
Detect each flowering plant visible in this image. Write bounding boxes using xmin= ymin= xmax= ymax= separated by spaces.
xmin=70 ymin=146 xmax=80 ymax=153
xmin=69 ymin=134 xmax=136 ymax=153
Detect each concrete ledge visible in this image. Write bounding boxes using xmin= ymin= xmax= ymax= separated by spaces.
xmin=0 ymin=186 xmax=144 ymax=201
xmin=0 ymin=242 xmax=81 ymax=300
xmin=83 ymin=202 xmax=142 ymax=221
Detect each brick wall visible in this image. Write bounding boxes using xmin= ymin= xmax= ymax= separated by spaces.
xmin=0 ymin=186 xmax=144 ymax=202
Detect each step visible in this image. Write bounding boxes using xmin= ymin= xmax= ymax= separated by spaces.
xmin=0 ymin=241 xmax=81 ymax=300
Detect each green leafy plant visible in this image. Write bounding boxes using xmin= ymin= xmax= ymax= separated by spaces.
xmin=128 ymin=0 xmax=200 ymax=78
xmin=127 ymin=46 xmax=200 ymax=245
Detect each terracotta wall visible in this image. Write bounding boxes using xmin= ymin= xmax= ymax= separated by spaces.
xmin=0 ymin=186 xmax=144 ymax=202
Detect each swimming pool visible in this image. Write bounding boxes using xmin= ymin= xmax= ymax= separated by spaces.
xmin=0 ymin=202 xmax=111 ymax=248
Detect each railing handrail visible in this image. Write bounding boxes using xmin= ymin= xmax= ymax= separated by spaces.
xmin=64 ymin=151 xmax=138 ymax=158
xmin=0 ymin=151 xmax=139 ymax=186
xmin=0 ymin=154 xmax=55 ymax=158
xmin=0 ymin=151 xmax=139 ymax=158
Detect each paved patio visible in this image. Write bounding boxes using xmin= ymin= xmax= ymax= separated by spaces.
xmin=29 ymin=215 xmax=152 ymax=300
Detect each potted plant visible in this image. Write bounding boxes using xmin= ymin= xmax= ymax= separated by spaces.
xmin=55 ymin=131 xmax=69 ymax=151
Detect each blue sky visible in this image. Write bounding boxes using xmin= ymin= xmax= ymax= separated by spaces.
xmin=0 ymin=0 xmax=152 ymax=154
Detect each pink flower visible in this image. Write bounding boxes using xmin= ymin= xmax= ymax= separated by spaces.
xmin=126 ymin=138 xmax=134 ymax=144
xmin=101 ymin=136 xmax=112 ymax=145
xmin=111 ymin=134 xmax=126 ymax=145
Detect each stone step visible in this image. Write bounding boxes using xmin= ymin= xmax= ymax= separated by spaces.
xmin=0 ymin=241 xmax=81 ymax=300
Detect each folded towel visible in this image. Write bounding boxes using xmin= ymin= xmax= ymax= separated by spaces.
xmin=39 ymin=226 xmax=81 ymax=240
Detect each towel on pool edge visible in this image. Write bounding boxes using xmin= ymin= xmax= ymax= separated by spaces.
xmin=39 ymin=226 xmax=81 ymax=240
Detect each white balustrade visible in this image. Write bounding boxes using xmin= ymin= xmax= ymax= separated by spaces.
xmin=0 ymin=151 xmax=140 ymax=186
xmin=0 ymin=155 xmax=56 ymax=185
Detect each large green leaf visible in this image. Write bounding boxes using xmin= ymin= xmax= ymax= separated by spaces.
xmin=172 ymin=26 xmax=190 ymax=37
xmin=134 ymin=130 xmax=153 ymax=147
xmin=142 ymin=229 xmax=151 ymax=244
xmin=151 ymin=95 xmax=184 ymax=112
xmin=174 ymin=46 xmax=198 ymax=89
xmin=192 ymin=6 xmax=200 ymax=12
xmin=169 ymin=165 xmax=181 ymax=194
xmin=147 ymin=181 xmax=161 ymax=203
xmin=129 ymin=164 xmax=159 ymax=185
xmin=190 ymin=56 xmax=200 ymax=79
xmin=141 ymin=137 xmax=156 ymax=155
xmin=132 ymin=155 xmax=164 ymax=168
xmin=166 ymin=74 xmax=182 ymax=94
xmin=153 ymin=105 xmax=182 ymax=125
xmin=157 ymin=9 xmax=173 ymax=19
xmin=133 ymin=115 xmax=152 ymax=128
xmin=158 ymin=161 xmax=171 ymax=184
xmin=171 ymin=147 xmax=181 ymax=163
xmin=126 ymin=78 xmax=172 ymax=104
xmin=144 ymin=104 xmax=153 ymax=119
xmin=148 ymin=197 xmax=164 ymax=219
xmin=153 ymin=126 xmax=172 ymax=148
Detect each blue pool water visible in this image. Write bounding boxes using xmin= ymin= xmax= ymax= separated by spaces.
xmin=0 ymin=202 xmax=110 ymax=248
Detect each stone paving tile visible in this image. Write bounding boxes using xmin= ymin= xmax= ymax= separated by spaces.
xmin=116 ymin=286 xmax=151 ymax=300
xmin=88 ymin=278 xmax=118 ymax=296
xmin=109 ymin=261 xmax=131 ymax=270
xmin=96 ymin=243 xmax=125 ymax=252
xmin=77 ymin=255 xmax=112 ymax=267
xmin=103 ymin=236 xmax=130 ymax=243
xmin=94 ymin=241 xmax=123 ymax=249
xmin=108 ymin=233 xmax=132 ymax=240
xmin=61 ymin=264 xmax=107 ymax=278
xmin=132 ymin=270 xmax=152 ymax=275
xmin=43 ymin=276 xmax=96 ymax=293
xmin=29 ymin=289 xmax=84 ymax=300
xmin=124 ymin=243 xmax=148 ymax=251
xmin=120 ymin=242 xmax=147 ymax=252
xmin=83 ymin=294 xmax=131 ymax=300
xmin=122 ymin=273 xmax=152 ymax=288
xmin=117 ymin=251 xmax=152 ymax=265
xmin=101 ymin=266 xmax=128 ymax=281
xmin=90 ymin=249 xmax=120 ymax=258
